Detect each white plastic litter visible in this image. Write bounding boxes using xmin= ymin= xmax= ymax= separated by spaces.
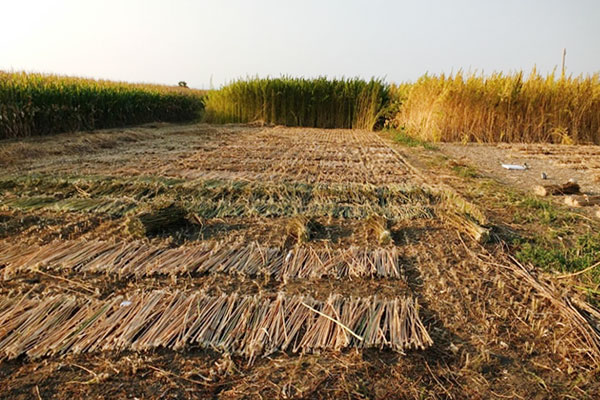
xmin=502 ymin=164 xmax=527 ymax=170
xmin=120 ymin=300 xmax=132 ymax=307
xmin=285 ymin=250 xmax=293 ymax=263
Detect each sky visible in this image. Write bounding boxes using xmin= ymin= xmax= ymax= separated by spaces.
xmin=1 ymin=0 xmax=599 ymax=89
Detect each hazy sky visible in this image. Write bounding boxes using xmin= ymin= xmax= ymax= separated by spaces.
xmin=1 ymin=0 xmax=599 ymax=88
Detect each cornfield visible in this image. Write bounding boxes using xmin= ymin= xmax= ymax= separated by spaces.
xmin=390 ymin=69 xmax=600 ymax=144
xmin=203 ymin=77 xmax=389 ymax=130
xmin=0 ymin=71 xmax=205 ymax=138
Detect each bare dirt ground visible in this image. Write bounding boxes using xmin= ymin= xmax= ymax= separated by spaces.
xmin=0 ymin=123 xmax=599 ymax=399
xmin=440 ymin=143 xmax=600 ymax=197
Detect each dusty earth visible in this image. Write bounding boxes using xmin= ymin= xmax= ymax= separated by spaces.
xmin=0 ymin=123 xmax=599 ymax=399
xmin=440 ymin=143 xmax=600 ymax=196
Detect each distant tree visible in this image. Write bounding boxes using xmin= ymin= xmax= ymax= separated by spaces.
xmin=178 ymin=81 xmax=188 ymax=88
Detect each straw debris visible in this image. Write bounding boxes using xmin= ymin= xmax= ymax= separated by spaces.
xmin=286 ymin=216 xmax=312 ymax=244
xmin=439 ymin=209 xmax=490 ymax=243
xmin=364 ymin=215 xmax=392 ymax=245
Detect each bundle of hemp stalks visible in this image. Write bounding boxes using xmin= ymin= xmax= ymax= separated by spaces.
xmin=126 ymin=203 xmax=188 ymax=237
xmin=438 ymin=209 xmax=490 ymax=243
xmin=0 ymin=291 xmax=432 ymax=362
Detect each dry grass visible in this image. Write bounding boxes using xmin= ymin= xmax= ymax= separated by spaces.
xmin=2 ymin=126 xmax=418 ymax=185
xmin=0 ymin=129 xmax=154 ymax=167
xmin=168 ymin=127 xmax=415 ymax=184
xmin=438 ymin=207 xmax=490 ymax=243
xmin=0 ymin=173 xmax=436 ymax=222
xmin=286 ymin=216 xmax=312 ymax=244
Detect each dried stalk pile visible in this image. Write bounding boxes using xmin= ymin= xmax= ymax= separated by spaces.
xmin=286 ymin=215 xmax=310 ymax=244
xmin=0 ymin=291 xmax=432 ymax=361
xmin=126 ymin=203 xmax=188 ymax=238
xmin=1 ymin=194 xmax=433 ymax=221
xmin=1 ymin=174 xmax=425 ymax=205
xmin=1 ymin=172 xmax=437 ymax=222
xmin=286 ymin=216 xmax=319 ymax=244
xmin=1 ymin=196 xmax=135 ymax=216
xmin=0 ymin=240 xmax=404 ymax=280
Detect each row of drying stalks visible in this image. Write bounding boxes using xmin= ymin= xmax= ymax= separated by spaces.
xmin=0 ymin=290 xmax=432 ymax=362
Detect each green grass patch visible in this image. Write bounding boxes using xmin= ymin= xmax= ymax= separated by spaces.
xmin=514 ymin=234 xmax=600 ymax=278
xmin=511 ymin=195 xmax=579 ymax=226
xmin=387 ymin=128 xmax=438 ymax=150
xmin=451 ymin=165 xmax=479 ymax=178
